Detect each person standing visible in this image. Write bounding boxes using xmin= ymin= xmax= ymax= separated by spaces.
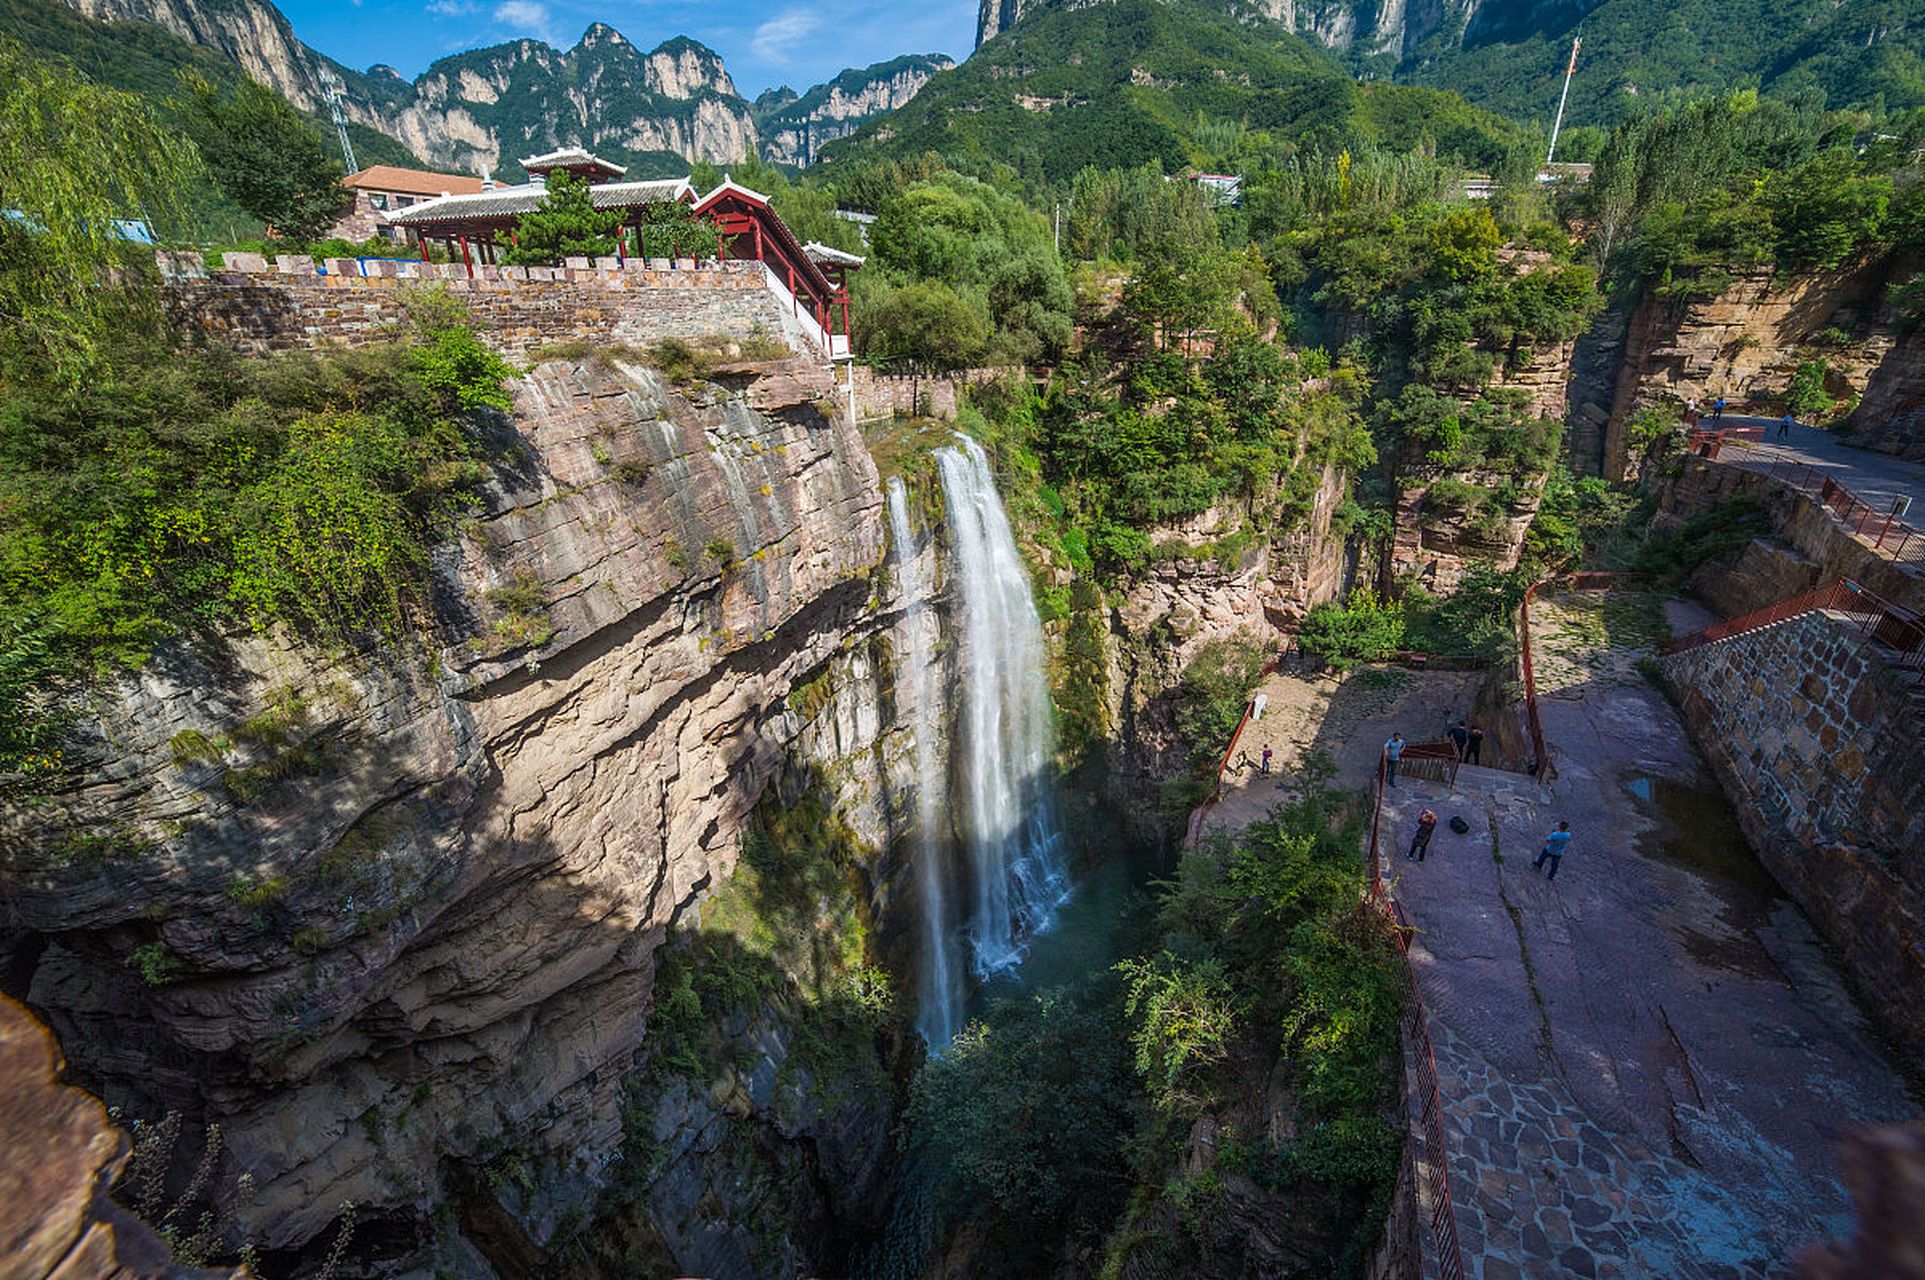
xmin=1260 ymin=746 xmax=1273 ymax=775
xmin=1779 ymin=410 xmax=1795 ymax=439
xmin=1711 ymin=395 xmax=1726 ymax=424
xmin=1683 ymin=397 xmax=1700 ymax=428
xmin=1449 ymin=719 xmax=1470 ymax=760
xmin=1407 ymin=809 xmax=1439 ymax=861
xmin=1533 ymin=822 xmax=1574 ymax=880
xmin=1384 ymin=733 xmax=1405 ymax=787
xmin=1467 ymin=725 xmax=1484 ymax=766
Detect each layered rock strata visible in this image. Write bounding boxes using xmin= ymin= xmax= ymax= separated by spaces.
xmin=0 ymin=356 xmax=888 ymax=1261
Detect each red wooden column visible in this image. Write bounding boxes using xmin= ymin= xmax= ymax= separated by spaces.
xmin=458 ymin=235 xmax=474 ymax=278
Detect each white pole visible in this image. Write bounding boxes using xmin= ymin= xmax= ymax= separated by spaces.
xmin=1545 ymin=36 xmax=1581 ymax=167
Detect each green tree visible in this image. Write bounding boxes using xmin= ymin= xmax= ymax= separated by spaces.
xmin=179 ymin=71 xmax=344 ymax=244
xmin=858 ymin=278 xmax=989 ymax=369
xmin=500 ymin=168 xmax=623 ymax=266
xmin=0 ymin=39 xmax=192 ymax=380
xmin=1295 ymin=590 xmax=1405 ymax=667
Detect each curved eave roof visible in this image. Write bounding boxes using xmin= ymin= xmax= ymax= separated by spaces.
xmin=803 ymin=242 xmax=865 ymax=268
xmin=388 ymin=178 xmax=695 ymax=225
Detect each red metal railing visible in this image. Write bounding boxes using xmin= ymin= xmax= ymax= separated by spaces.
xmin=1719 ymin=450 xmax=1925 ymax=566
xmin=1368 ymin=748 xmax=1467 ymax=1280
xmin=1397 ymin=738 xmax=1462 ymax=787
xmin=1660 ymin=578 xmax=1925 ymax=669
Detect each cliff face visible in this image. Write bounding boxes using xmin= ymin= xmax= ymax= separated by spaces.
xmin=1569 ymin=266 xmax=1896 ymax=479
xmin=758 ymin=56 xmax=955 ymax=167
xmin=0 ymin=357 xmax=892 ymax=1262
xmin=1841 ymin=328 xmax=1925 ymax=461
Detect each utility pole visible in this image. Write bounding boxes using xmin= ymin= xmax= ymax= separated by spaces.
xmin=1053 ymin=201 xmax=1060 ymax=254
xmin=322 ymin=72 xmax=358 ymax=175
xmin=1545 ymin=35 xmax=1580 ymax=167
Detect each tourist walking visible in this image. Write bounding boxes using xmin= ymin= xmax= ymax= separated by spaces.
xmin=1533 ymin=822 xmax=1574 ymax=880
xmin=1449 ymin=719 xmax=1470 ymax=760
xmin=1407 ymin=809 xmax=1438 ymax=861
xmin=1467 ymin=725 xmax=1485 ymax=766
xmin=1711 ymin=395 xmax=1727 ymax=424
xmin=1779 ymin=411 xmax=1795 ymax=439
xmin=1683 ymin=397 xmax=1700 ymax=428
xmin=1260 ymin=746 xmax=1273 ymax=775
xmin=1384 ymin=733 xmax=1405 ymax=787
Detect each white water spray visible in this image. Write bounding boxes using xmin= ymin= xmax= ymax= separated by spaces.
xmin=887 ymin=480 xmax=961 ymax=1046
xmin=936 ymin=437 xmax=1071 ymax=977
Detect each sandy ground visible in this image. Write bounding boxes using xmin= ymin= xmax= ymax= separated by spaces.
xmin=1206 ymin=593 xmax=1919 ymax=1279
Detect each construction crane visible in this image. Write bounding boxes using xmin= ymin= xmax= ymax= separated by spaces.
xmin=321 ymin=71 xmax=358 ymax=175
xmin=1544 ymin=35 xmax=1581 ymax=166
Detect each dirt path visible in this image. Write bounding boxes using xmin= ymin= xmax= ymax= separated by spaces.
xmin=1198 ymin=663 xmax=1484 ymax=839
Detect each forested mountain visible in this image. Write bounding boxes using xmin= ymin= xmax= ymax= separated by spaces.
xmin=757 ymin=54 xmax=955 ymax=166
xmin=974 ymin=0 xmax=1925 ymax=132
xmin=822 ymin=0 xmax=1531 ymax=183
xmin=7 ymin=0 xmax=953 ymax=178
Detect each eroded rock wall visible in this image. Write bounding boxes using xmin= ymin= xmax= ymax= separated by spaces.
xmin=0 ymin=356 xmax=890 ymax=1261
xmin=1658 ymin=610 xmax=1925 ymax=1062
xmin=1586 ymin=268 xmax=1896 ymax=479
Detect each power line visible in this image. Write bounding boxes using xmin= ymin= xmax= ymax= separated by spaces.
xmin=1545 ymin=35 xmax=1581 ymax=167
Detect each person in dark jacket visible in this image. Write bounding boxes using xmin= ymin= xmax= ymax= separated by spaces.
xmin=1467 ymin=725 xmax=1485 ymax=766
xmin=1407 ymin=809 xmax=1439 ymax=861
xmin=1449 ymin=720 xmax=1470 ymax=759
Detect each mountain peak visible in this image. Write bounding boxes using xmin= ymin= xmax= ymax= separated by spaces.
xmin=577 ymin=21 xmax=626 ymax=48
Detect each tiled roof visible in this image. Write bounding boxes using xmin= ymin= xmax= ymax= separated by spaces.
xmin=803 ymin=242 xmax=865 ymax=266
xmin=519 ymin=148 xmax=627 ymax=176
xmin=387 ymin=177 xmax=694 ymax=224
xmin=345 ymin=165 xmax=485 ymax=197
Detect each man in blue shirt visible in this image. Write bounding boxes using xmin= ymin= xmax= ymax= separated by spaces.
xmin=1384 ymin=733 xmax=1405 ymax=787
xmin=1533 ymin=822 xmax=1573 ymax=880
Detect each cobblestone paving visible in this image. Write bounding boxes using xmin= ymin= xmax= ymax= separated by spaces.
xmin=1437 ymin=1023 xmax=1784 ymax=1280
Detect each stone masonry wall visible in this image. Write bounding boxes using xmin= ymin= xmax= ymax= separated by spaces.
xmin=158 ymin=252 xmax=801 ymax=360
xmin=1659 ymin=610 xmax=1925 ymax=1061
xmin=1656 ymin=456 xmax=1925 ymax=620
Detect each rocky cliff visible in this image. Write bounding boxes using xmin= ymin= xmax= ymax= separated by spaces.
xmin=758 ymin=55 xmax=955 ymax=167
xmin=1841 ymin=327 xmax=1925 ymax=462
xmin=1566 ymin=265 xmax=1896 ymax=479
xmin=0 ymin=355 xmax=904 ymax=1269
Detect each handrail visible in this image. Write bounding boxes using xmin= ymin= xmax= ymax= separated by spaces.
xmin=1369 ymin=747 xmax=1467 ymax=1280
xmin=1660 ymin=577 xmax=1925 ymax=669
xmin=1717 ymin=447 xmax=1925 ymax=566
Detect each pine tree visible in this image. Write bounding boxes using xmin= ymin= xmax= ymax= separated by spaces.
xmin=500 ymin=169 xmax=623 ymax=266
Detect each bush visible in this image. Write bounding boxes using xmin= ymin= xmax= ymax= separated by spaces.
xmin=1785 ymin=359 xmax=1834 ymax=419
xmin=1295 ymin=591 xmax=1405 ymax=668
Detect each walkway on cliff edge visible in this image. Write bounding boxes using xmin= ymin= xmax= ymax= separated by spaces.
xmin=1206 ymin=594 xmax=1918 ymax=1280
xmin=1724 ymin=418 xmax=1925 ymax=520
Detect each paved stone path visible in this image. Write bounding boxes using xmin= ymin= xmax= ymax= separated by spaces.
xmin=1377 ymin=590 xmax=1917 ymax=1278
xmin=1724 ymin=418 xmax=1925 ymax=517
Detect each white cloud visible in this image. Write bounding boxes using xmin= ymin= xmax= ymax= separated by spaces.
xmin=426 ymin=0 xmax=476 ymax=15
xmin=492 ymin=0 xmax=556 ymax=40
xmin=750 ymin=8 xmax=820 ymax=63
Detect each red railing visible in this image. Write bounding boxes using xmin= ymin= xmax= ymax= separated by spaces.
xmin=1719 ymin=450 xmax=1925 ymax=566
xmin=1368 ymin=749 xmax=1467 ymax=1280
xmin=1398 ymin=738 xmax=1462 ymax=787
xmin=1661 ymin=578 xmax=1925 ymax=670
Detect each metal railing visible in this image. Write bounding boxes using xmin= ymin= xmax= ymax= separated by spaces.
xmin=1397 ymin=739 xmax=1463 ymax=787
xmin=1368 ymin=749 xmax=1468 ymax=1280
xmin=1719 ymin=450 xmax=1925 ymax=566
xmin=1660 ymin=577 xmax=1925 ymax=670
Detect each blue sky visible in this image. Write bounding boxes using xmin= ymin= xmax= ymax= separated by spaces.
xmin=278 ymin=0 xmax=974 ymax=98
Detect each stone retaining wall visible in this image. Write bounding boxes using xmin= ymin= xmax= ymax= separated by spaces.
xmin=1659 ymin=610 xmax=1925 ymax=1061
xmin=157 ymin=251 xmax=801 ymax=359
xmin=1656 ymin=456 xmax=1925 ymax=619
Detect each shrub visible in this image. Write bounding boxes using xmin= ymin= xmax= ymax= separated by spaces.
xmin=1785 ymin=359 xmax=1834 ymax=419
xmin=1295 ymin=591 xmax=1406 ymax=668
xmin=126 ymin=941 xmax=181 ymax=986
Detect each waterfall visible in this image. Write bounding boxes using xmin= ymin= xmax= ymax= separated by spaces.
xmin=936 ymin=437 xmax=1071 ymax=978
xmin=887 ymin=480 xmax=960 ymax=1047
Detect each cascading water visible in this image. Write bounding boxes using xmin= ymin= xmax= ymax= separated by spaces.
xmin=887 ymin=479 xmax=961 ymax=1047
xmin=936 ymin=437 xmax=1071 ymax=978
